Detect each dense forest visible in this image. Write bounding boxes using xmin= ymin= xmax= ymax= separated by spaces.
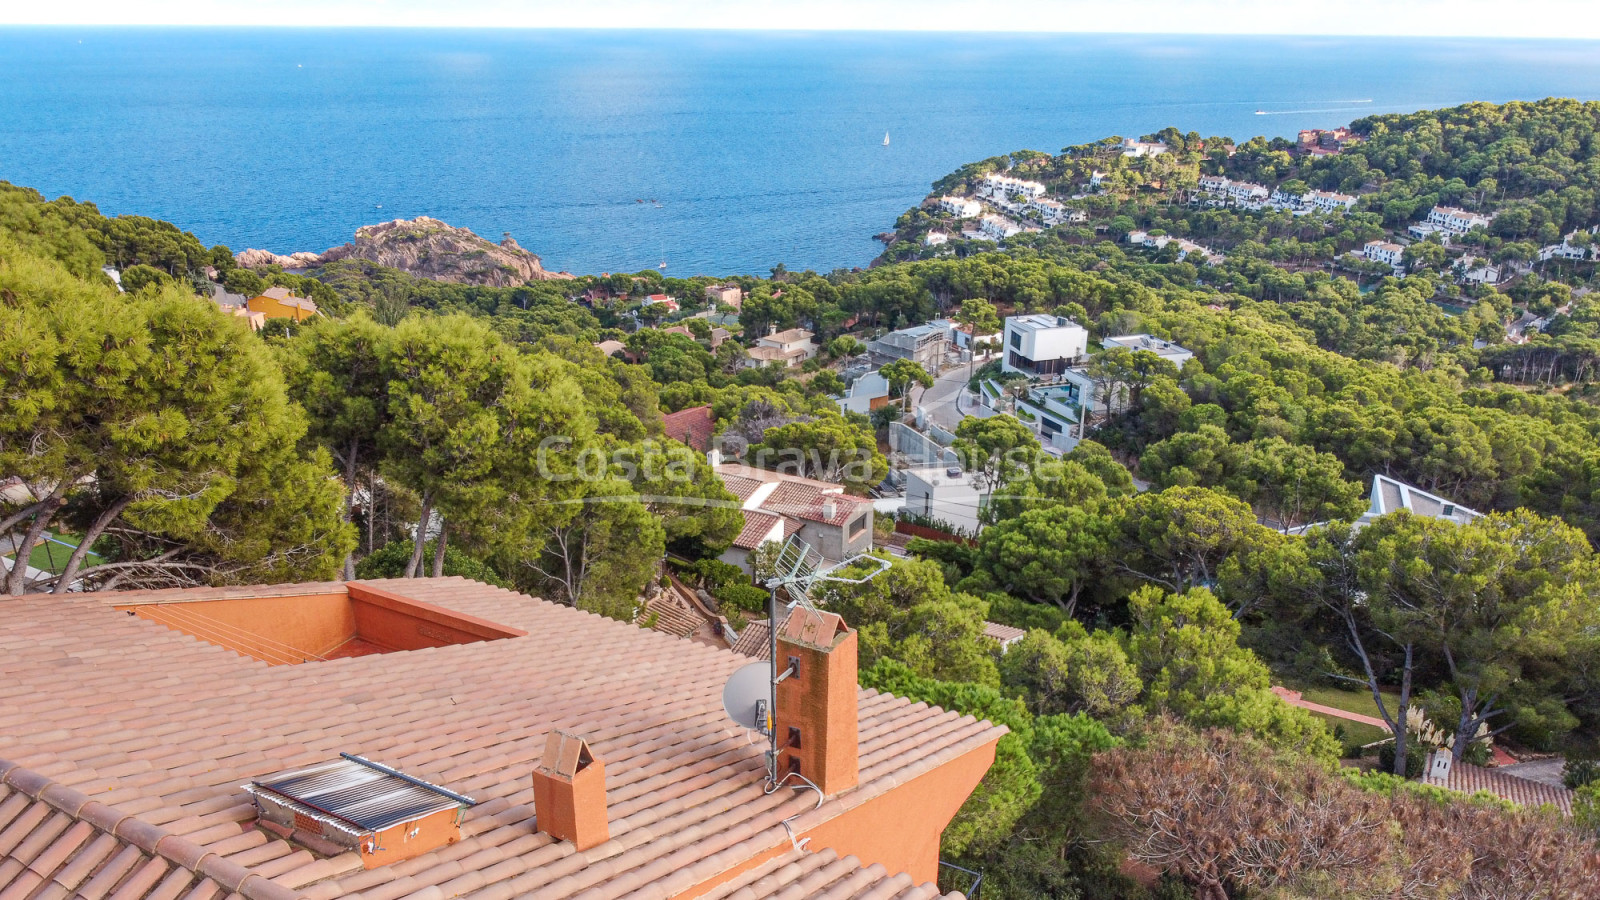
xmin=5 ymin=99 xmax=1600 ymax=899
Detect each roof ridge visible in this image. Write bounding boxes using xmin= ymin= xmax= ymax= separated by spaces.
xmin=0 ymin=757 xmax=306 ymax=900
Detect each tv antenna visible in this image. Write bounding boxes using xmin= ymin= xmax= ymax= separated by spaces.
xmin=719 ymin=533 xmax=889 ymax=789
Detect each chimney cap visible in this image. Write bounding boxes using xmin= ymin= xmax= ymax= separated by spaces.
xmin=539 ymin=730 xmax=597 ymax=779
xmin=780 ymin=609 xmax=851 ymax=649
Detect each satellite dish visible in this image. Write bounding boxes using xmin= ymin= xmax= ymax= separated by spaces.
xmin=722 ymin=661 xmax=771 ymax=734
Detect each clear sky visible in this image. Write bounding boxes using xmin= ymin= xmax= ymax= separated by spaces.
xmin=7 ymin=0 xmax=1600 ymax=39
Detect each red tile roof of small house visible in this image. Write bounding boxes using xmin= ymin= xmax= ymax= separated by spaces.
xmin=1425 ymin=763 xmax=1574 ymax=815
xmin=661 ymin=405 xmax=715 ymax=453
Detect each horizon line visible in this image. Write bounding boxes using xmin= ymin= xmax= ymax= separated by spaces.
xmin=4 ymin=25 xmax=1600 ymax=41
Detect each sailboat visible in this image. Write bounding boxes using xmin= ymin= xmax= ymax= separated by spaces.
xmin=883 ymin=131 xmax=891 ymax=146
xmin=658 ymin=244 xmax=667 ymax=271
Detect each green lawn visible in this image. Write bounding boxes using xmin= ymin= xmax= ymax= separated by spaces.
xmin=1285 ymin=681 xmax=1395 ymax=749
xmin=6 ymin=533 xmax=101 ymax=575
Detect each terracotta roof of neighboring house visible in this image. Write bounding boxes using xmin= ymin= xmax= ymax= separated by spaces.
xmin=764 ymin=328 xmax=814 ymax=345
xmin=983 ymin=622 xmax=1027 ymax=647
xmin=732 ymin=509 xmax=787 ymax=549
xmin=1425 ymin=764 xmax=1574 ymax=814
xmin=594 ymin=339 xmax=626 ymax=356
xmin=720 ymin=473 xmax=767 ymax=504
xmin=0 ymin=579 xmax=1000 ymax=900
xmin=745 ymin=346 xmax=805 ymax=362
xmin=731 ymin=618 xmax=774 ymax=661
xmin=662 ymin=405 xmax=715 ymax=452
xmin=761 ymin=481 xmax=872 ymax=527
xmin=254 ymin=287 xmax=319 ymax=314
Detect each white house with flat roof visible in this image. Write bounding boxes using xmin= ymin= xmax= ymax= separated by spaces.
xmin=835 ymin=369 xmax=890 ymax=415
xmin=902 ymin=465 xmax=985 ymax=535
xmin=1001 ymin=314 xmax=1089 ymax=378
xmin=1455 ymin=256 xmax=1502 ymax=285
xmin=924 ymin=231 xmax=949 ymax=246
xmin=1102 ymin=334 xmax=1194 ymax=368
xmin=1539 ymin=230 xmax=1593 ymax=262
xmin=1120 ymin=138 xmax=1168 ymax=157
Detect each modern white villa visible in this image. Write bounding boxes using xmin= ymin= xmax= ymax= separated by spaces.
xmin=1000 ymin=314 xmax=1089 ymax=378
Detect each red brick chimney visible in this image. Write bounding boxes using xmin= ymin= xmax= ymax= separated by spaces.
xmin=531 ymin=730 xmax=609 ymax=851
xmin=774 ymin=609 xmax=859 ymax=796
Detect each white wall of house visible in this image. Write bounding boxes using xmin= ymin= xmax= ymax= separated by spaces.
xmin=902 ymin=466 xmax=985 ymax=534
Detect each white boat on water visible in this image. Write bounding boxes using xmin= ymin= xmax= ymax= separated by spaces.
xmin=883 ymin=131 xmax=890 ymax=146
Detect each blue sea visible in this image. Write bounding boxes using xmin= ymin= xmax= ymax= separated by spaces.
xmin=3 ymin=29 xmax=1600 ymax=276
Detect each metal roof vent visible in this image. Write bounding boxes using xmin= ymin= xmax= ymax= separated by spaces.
xmin=246 ymin=753 xmax=477 ymax=868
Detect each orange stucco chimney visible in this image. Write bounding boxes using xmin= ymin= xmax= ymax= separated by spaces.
xmin=774 ymin=609 xmax=859 ymax=796
xmin=531 ymin=730 xmax=609 ymax=851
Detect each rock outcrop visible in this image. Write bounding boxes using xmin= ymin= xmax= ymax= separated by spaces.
xmin=237 ymin=217 xmax=572 ymax=285
xmin=235 ymin=248 xmax=322 ymax=269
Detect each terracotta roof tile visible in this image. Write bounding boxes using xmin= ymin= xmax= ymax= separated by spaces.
xmin=0 ymin=578 xmax=1004 ymax=900
xmin=732 ymin=511 xmax=785 ymax=550
xmin=1425 ymin=763 xmax=1575 ymax=814
xmin=661 ymin=406 xmax=715 ymax=453
xmin=720 ymin=474 xmax=765 ymax=505
xmin=730 ymin=620 xmax=774 ymax=661
xmin=982 ymin=622 xmax=1026 ymax=646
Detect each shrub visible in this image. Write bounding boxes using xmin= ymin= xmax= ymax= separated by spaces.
xmin=714 ymin=582 xmax=768 ymax=616
xmin=1093 ymin=720 xmax=1600 ymax=898
xmin=1378 ymin=742 xmax=1426 ymax=779
xmin=1563 ymin=757 xmax=1600 ymax=790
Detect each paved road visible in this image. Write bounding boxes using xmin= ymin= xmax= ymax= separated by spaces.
xmin=919 ymin=361 xmax=987 ymax=431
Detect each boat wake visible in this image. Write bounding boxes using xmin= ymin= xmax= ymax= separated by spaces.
xmin=1256 ymin=106 xmax=1377 ymax=115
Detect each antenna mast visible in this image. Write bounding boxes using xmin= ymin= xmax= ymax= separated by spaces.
xmin=759 ymin=535 xmax=890 ymax=788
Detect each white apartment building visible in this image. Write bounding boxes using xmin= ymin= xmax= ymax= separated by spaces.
xmin=1226 ymin=181 xmax=1270 ymax=205
xmin=977 ymin=214 xmax=1027 ymax=242
xmin=978 ymin=173 xmax=1047 ymax=201
xmin=1364 ymin=240 xmax=1406 ymax=267
xmin=938 ymin=196 xmax=982 ymax=218
xmin=1198 ymin=174 xmax=1230 ymax=193
xmin=1000 ymin=314 xmax=1089 ymax=378
xmin=1088 ymin=171 xmax=1107 ymax=190
xmin=1027 ymin=197 xmax=1082 ymax=225
xmin=1128 ymin=231 xmax=1216 ymax=263
xmin=1426 ymin=206 xmax=1493 ymax=234
xmin=1306 ymin=190 xmax=1357 ymax=213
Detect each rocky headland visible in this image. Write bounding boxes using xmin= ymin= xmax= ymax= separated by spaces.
xmin=236 ymin=217 xmax=573 ymax=286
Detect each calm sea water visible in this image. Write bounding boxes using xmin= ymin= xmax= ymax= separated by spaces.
xmin=3 ymin=29 xmax=1600 ymax=276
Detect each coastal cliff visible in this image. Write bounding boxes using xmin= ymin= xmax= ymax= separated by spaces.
xmin=237 ymin=217 xmax=572 ymax=285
